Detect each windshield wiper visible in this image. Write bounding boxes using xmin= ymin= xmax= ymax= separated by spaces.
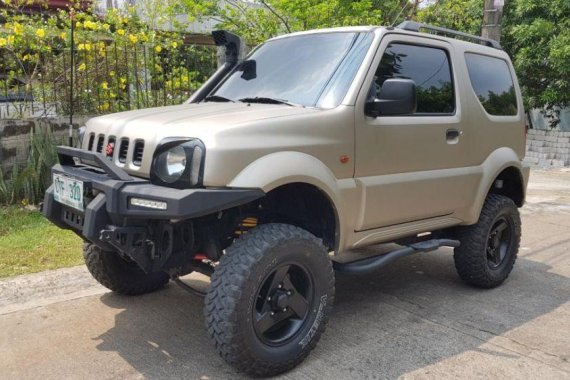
xmin=203 ymin=95 xmax=235 ymax=103
xmin=238 ymin=97 xmax=297 ymax=106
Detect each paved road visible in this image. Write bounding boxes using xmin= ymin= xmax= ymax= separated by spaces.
xmin=1 ymin=170 xmax=569 ymax=379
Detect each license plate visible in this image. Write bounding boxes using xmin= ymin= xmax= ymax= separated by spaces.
xmin=53 ymin=174 xmax=84 ymax=211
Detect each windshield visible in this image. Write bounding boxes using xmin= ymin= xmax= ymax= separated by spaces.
xmin=209 ymin=32 xmax=373 ymax=108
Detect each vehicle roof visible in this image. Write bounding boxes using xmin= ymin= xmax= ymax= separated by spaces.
xmin=267 ymin=25 xmax=505 ymax=57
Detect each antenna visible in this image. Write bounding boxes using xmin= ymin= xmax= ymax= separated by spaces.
xmin=390 ymin=1 xmax=411 ymax=28
xmin=69 ymin=9 xmax=75 ymax=147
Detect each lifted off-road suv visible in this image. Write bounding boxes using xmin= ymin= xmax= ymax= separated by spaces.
xmin=44 ymin=22 xmax=529 ymax=376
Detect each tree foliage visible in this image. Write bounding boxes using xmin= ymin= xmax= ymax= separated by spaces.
xmin=2 ymin=0 xmax=568 ymax=126
xmin=214 ymin=0 xmax=423 ymax=45
xmin=415 ymin=0 xmax=570 ymax=126
xmin=502 ymin=0 xmax=570 ymax=126
xmin=416 ymin=0 xmax=482 ymax=35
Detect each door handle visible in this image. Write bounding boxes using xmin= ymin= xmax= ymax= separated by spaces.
xmin=446 ymin=129 xmax=462 ymax=143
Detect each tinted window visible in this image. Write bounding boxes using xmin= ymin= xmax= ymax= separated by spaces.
xmin=465 ymin=53 xmax=517 ymax=116
xmin=212 ymin=32 xmax=373 ymax=108
xmin=372 ymin=43 xmax=454 ymax=114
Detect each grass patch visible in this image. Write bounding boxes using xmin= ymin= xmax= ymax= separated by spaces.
xmin=0 ymin=206 xmax=83 ymax=278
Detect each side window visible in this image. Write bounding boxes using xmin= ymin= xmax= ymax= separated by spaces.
xmin=372 ymin=43 xmax=455 ymax=114
xmin=465 ymin=53 xmax=517 ymax=116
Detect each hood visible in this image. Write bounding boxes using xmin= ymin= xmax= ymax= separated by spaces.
xmin=82 ymin=102 xmax=320 ymax=177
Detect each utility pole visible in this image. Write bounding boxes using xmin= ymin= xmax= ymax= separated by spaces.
xmin=482 ymin=0 xmax=506 ymax=43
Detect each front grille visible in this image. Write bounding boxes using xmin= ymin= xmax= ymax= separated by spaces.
xmin=133 ymin=141 xmax=144 ymax=166
xmin=96 ymin=135 xmax=104 ymax=153
xmin=88 ymin=133 xmax=144 ymax=168
xmin=118 ymin=139 xmax=129 ymax=163
xmin=87 ymin=133 xmax=95 ymax=151
xmin=106 ymin=136 xmax=116 ymax=157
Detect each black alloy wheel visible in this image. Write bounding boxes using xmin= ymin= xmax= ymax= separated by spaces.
xmin=486 ymin=216 xmax=514 ymax=269
xmin=204 ymin=223 xmax=335 ymax=377
xmin=253 ymin=263 xmax=314 ymax=346
xmin=454 ymin=194 xmax=521 ymax=288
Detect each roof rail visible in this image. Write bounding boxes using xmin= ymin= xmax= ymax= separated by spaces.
xmin=396 ymin=21 xmax=502 ymax=50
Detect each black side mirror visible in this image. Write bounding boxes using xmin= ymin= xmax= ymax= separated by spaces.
xmin=365 ymin=78 xmax=417 ymax=117
xmin=239 ymin=60 xmax=257 ymax=80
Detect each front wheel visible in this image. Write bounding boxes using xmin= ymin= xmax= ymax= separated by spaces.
xmin=454 ymin=194 xmax=521 ymax=288
xmin=204 ymin=224 xmax=335 ymax=377
xmin=83 ymin=243 xmax=170 ymax=295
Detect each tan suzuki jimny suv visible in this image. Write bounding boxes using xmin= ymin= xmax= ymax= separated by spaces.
xmin=44 ymin=21 xmax=530 ymax=376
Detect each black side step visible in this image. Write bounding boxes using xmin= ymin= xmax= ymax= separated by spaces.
xmin=333 ymin=239 xmax=460 ymax=275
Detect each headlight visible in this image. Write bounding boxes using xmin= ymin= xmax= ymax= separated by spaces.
xmin=155 ymin=145 xmax=187 ymax=183
xmin=151 ymin=139 xmax=205 ymax=188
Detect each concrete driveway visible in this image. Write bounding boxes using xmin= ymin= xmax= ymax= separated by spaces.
xmin=1 ymin=170 xmax=569 ymax=379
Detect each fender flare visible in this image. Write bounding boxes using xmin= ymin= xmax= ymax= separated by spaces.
xmin=228 ymin=151 xmax=345 ymax=248
xmin=465 ymin=147 xmax=528 ymax=224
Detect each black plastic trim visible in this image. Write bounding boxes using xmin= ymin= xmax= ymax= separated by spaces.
xmin=46 ymin=146 xmax=264 ymax=223
xmin=58 ymin=146 xmax=133 ymax=181
xmin=187 ymin=30 xmax=242 ymax=103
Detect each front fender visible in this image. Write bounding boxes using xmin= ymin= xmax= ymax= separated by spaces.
xmin=228 ymin=151 xmax=342 ymax=202
xmin=228 ymin=151 xmax=347 ymax=243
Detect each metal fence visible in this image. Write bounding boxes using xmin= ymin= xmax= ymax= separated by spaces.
xmin=0 ymin=39 xmax=218 ymax=119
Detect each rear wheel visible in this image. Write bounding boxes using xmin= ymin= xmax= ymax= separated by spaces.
xmin=204 ymin=223 xmax=334 ymax=377
xmin=454 ymin=194 xmax=521 ymax=288
xmin=83 ymin=243 xmax=169 ymax=295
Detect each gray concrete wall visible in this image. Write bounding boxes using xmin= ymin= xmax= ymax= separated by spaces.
xmin=530 ymin=108 xmax=570 ymax=132
xmin=0 ymin=117 xmax=90 ymax=176
xmin=525 ymin=129 xmax=570 ymax=168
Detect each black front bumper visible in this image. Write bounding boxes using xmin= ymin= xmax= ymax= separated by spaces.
xmin=43 ymin=147 xmax=264 ymax=267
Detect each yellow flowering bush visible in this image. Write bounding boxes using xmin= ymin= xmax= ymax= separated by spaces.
xmin=12 ymin=22 xmax=23 ymax=35
xmin=128 ymin=34 xmax=138 ymax=44
xmin=0 ymin=0 xmax=216 ymax=117
xmin=0 ymin=0 xmax=218 ymax=205
xmin=77 ymin=43 xmax=91 ymax=51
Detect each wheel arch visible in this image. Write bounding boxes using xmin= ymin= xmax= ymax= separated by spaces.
xmin=465 ymin=147 xmax=529 ymax=225
xmin=487 ymin=166 xmax=525 ymax=207
xmin=228 ymin=152 xmax=344 ymax=251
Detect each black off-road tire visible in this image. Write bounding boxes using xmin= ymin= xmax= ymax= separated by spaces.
xmin=83 ymin=243 xmax=169 ymax=295
xmin=204 ymin=224 xmax=335 ymax=377
xmin=454 ymin=194 xmax=521 ymax=288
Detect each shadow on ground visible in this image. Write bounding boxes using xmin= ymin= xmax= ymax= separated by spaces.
xmin=93 ymin=247 xmax=570 ymax=379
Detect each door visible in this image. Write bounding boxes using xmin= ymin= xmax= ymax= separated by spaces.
xmin=354 ymin=34 xmax=478 ymax=231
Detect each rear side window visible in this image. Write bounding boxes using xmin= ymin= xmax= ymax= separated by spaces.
xmin=465 ymin=53 xmax=517 ymax=116
xmin=373 ymin=43 xmax=455 ymax=114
